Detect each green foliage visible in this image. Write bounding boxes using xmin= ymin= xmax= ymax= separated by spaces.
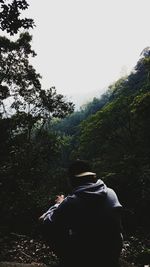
xmin=52 ymin=95 xmax=111 ymax=136
xmin=50 ymin=49 xmax=150 ymax=237
xmin=0 ymin=0 xmax=34 ymax=35
xmin=0 ymin=1 xmax=74 ymax=232
xmin=73 ymin=48 xmax=150 ymax=233
xmin=1 ymin=0 xmax=150 ymax=246
xmin=0 ymin=32 xmax=74 ymax=135
xmin=0 ymin=120 xmax=71 ymax=231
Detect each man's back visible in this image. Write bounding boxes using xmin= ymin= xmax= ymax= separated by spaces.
xmin=43 ymin=179 xmax=123 ymax=267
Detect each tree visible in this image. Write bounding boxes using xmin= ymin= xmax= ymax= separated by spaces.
xmin=0 ymin=0 xmax=34 ymax=35
xmin=0 ymin=31 xmax=74 ymax=230
xmin=0 ymin=32 xmax=74 ymax=138
xmin=0 ymin=0 xmax=75 ymax=231
xmin=72 ymin=49 xmax=150 ymax=232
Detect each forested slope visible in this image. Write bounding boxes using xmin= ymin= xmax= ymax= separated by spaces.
xmin=53 ymin=49 xmax=150 ymax=235
xmin=0 ymin=1 xmax=150 ymax=266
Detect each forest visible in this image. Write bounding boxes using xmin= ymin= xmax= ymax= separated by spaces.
xmin=0 ymin=1 xmax=150 ymax=267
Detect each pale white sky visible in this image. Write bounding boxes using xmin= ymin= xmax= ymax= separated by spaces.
xmin=25 ymin=0 xmax=150 ymax=109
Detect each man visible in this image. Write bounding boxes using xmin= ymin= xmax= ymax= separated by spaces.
xmin=40 ymin=159 xmax=123 ymax=267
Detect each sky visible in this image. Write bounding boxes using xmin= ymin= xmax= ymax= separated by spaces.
xmin=25 ymin=0 xmax=150 ymax=109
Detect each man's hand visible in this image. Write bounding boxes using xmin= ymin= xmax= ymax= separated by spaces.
xmin=38 ymin=213 xmax=46 ymax=222
xmin=38 ymin=194 xmax=65 ymax=222
xmin=55 ymin=194 xmax=65 ymax=204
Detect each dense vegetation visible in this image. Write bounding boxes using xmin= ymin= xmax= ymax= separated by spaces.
xmin=51 ymin=49 xmax=150 ymax=266
xmin=53 ymin=49 xmax=150 ymax=234
xmin=0 ymin=0 xmax=74 ymax=232
xmin=0 ymin=1 xmax=150 ymax=266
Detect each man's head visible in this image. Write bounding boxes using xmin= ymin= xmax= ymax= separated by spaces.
xmin=68 ymin=159 xmax=97 ymax=187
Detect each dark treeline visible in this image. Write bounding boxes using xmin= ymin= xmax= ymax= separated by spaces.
xmin=0 ymin=1 xmax=150 ymax=266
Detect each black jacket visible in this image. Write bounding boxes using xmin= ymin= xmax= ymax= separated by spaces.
xmin=42 ymin=179 xmax=123 ymax=266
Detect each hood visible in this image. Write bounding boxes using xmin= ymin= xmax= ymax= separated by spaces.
xmin=73 ymin=179 xmax=107 ymax=199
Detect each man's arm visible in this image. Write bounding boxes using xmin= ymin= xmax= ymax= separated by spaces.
xmin=39 ymin=194 xmax=70 ymax=257
xmin=39 ymin=194 xmax=65 ymax=222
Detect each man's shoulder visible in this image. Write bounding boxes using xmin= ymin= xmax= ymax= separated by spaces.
xmin=106 ymin=187 xmax=122 ymax=209
xmin=55 ymin=194 xmax=77 ymax=210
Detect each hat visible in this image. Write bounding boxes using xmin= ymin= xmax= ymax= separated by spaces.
xmin=75 ymin=171 xmax=96 ymax=177
xmin=68 ymin=159 xmax=96 ymax=178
